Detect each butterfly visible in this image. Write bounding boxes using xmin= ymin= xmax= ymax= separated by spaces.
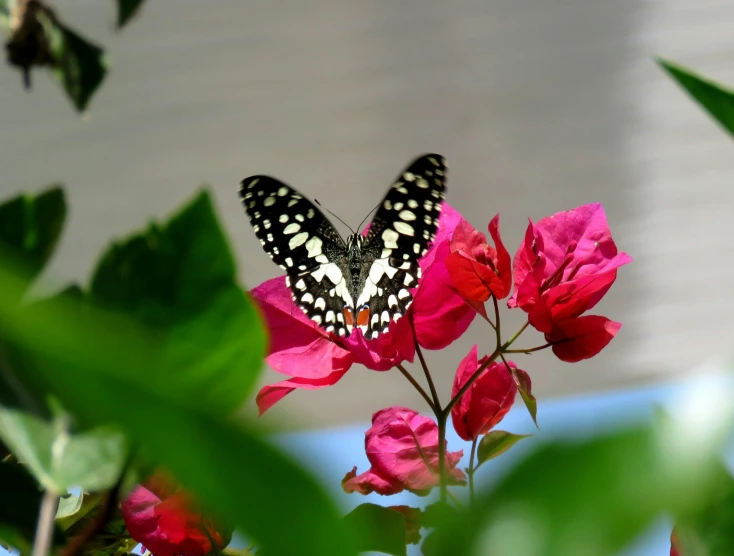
xmin=239 ymin=153 xmax=447 ymax=339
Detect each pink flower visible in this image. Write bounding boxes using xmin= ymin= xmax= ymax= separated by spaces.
xmin=446 ymin=215 xmax=512 ymax=303
xmin=450 ymin=345 xmax=518 ymax=441
xmin=508 ymin=204 xmax=631 ymax=361
xmin=253 ymin=204 xmax=476 ymax=414
xmin=342 ymin=406 xmax=465 ymax=496
xmin=121 ymin=472 xmax=231 ymax=556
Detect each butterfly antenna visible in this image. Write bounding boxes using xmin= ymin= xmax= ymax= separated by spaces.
xmin=356 ymin=201 xmax=382 ymax=232
xmin=314 ymin=199 xmax=355 ymax=234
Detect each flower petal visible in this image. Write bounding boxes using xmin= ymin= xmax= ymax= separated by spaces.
xmin=412 ymin=242 xmax=476 ymax=350
xmin=255 ymin=367 xmax=350 ymax=415
xmin=451 ymin=346 xmax=518 ymax=441
xmin=546 ymin=315 xmax=622 ymax=362
xmin=362 ymin=406 xmax=465 ymax=495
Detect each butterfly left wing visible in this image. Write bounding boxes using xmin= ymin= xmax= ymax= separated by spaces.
xmin=359 ymin=154 xmax=448 ymax=339
xmin=239 ymin=175 xmax=354 ymax=335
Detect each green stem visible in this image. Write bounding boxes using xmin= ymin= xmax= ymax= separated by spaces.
xmin=32 ymin=489 xmax=59 ymax=556
xmin=437 ymin=411 xmax=447 ymax=503
xmin=395 ymin=363 xmax=436 ymax=413
xmin=468 ymin=437 xmax=478 ymax=507
xmin=411 ymin=319 xmax=441 ymax=410
xmin=504 ymin=342 xmax=552 ymax=354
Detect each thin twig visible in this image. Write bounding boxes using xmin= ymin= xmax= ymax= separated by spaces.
xmin=468 ymin=437 xmax=478 ymax=507
xmin=32 ymin=489 xmax=59 ymax=556
xmin=410 ymin=316 xmax=440 ymax=410
xmin=395 ymin=363 xmax=436 ymax=413
xmin=504 ymin=342 xmax=552 ymax=354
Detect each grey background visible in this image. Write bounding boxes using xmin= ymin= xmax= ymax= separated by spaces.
xmin=2 ymin=0 xmax=733 ymax=428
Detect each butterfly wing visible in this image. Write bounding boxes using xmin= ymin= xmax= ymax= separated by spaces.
xmin=239 ymin=176 xmax=354 ymax=335
xmin=359 ymin=153 xmax=447 ymax=339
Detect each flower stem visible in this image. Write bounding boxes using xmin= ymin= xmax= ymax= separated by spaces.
xmin=504 ymin=342 xmax=552 ymax=354
xmin=395 ymin=363 xmax=436 ymax=413
xmin=32 ymin=489 xmax=59 ymax=556
xmin=411 ymin=318 xmax=441 ymax=410
xmin=501 ymin=320 xmax=530 ymax=350
xmin=468 ymin=437 xmax=478 ymax=507
xmin=437 ymin=410 xmax=448 ymax=503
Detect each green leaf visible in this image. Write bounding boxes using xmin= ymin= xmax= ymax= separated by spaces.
xmin=511 ymin=368 xmax=538 ymax=428
xmin=343 ymin=504 xmax=408 ymax=556
xmin=673 ymin=467 xmax=734 ymax=556
xmin=476 ymin=431 xmax=531 ymax=467
xmin=88 ymin=190 xmax=266 ymax=413
xmin=0 ymin=407 xmax=127 ymax=492
xmin=0 ymin=263 xmax=357 ymax=556
xmin=658 ymin=58 xmax=734 ymax=138
xmin=116 ymin=0 xmax=145 ymax=29
xmin=0 ymin=185 xmax=66 ymax=289
xmin=0 ymin=461 xmax=44 ymax=553
xmin=56 ymin=490 xmax=83 ymax=520
xmin=426 ymin=426 xmax=724 ymax=556
xmin=36 ymin=9 xmax=107 ymax=112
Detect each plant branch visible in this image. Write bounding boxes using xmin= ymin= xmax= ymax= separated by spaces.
xmin=504 ymin=342 xmax=552 ymax=354
xmin=32 ymin=489 xmax=58 ymax=556
xmin=468 ymin=437 xmax=478 ymax=507
xmin=395 ymin=364 xmax=436 ymax=414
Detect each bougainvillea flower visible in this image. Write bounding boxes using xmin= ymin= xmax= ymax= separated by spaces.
xmin=253 ymin=204 xmax=476 ymax=414
xmin=446 ymin=214 xmax=512 ymax=303
xmin=342 ymin=406 xmax=465 ymax=496
xmin=121 ymin=472 xmax=231 ymax=556
xmin=545 ymin=315 xmax=622 ymax=362
xmin=508 ymin=203 xmax=631 ymax=333
xmin=451 ymin=345 xmax=518 ymax=441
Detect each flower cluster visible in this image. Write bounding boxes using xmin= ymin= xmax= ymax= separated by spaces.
xmin=251 ymin=201 xmax=629 ymax=521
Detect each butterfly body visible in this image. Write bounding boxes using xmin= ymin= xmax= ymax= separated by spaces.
xmin=240 ymin=154 xmax=447 ymax=339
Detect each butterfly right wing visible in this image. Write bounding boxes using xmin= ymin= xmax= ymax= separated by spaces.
xmin=239 ymin=175 xmax=354 ymax=335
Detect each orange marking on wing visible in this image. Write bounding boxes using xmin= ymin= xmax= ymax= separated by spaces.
xmin=357 ymin=307 xmax=370 ymax=327
xmin=343 ymin=308 xmax=355 ymax=327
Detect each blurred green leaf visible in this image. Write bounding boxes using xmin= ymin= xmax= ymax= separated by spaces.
xmin=674 ymin=466 xmax=734 ymax=556
xmin=0 ymin=407 xmax=127 ymax=492
xmin=89 ymin=190 xmax=266 ymax=413
xmin=36 ymin=8 xmax=107 ymax=112
xmin=0 ymin=461 xmax=44 ymax=553
xmin=659 ymin=58 xmax=734 ymax=139
xmin=343 ymin=503 xmax=407 ymax=556
xmin=476 ymin=431 xmax=531 ymax=467
xmin=0 ymin=0 xmax=9 ymax=29
xmin=116 ymin=0 xmax=145 ymax=29
xmin=0 ymin=186 xmax=67 ymax=414
xmin=56 ymin=490 xmax=83 ymax=519
xmin=0 ymin=261 xmax=356 ymax=556
xmin=427 ymin=426 xmax=723 ymax=556
xmin=0 ymin=185 xmax=66 ymax=290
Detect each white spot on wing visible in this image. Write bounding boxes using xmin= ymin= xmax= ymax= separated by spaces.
xmin=315 ymin=298 xmax=326 ymax=310
xmin=305 ymin=237 xmax=323 ymax=258
xmin=399 ymin=210 xmax=416 ymax=221
xmin=263 ymin=196 xmax=276 ymax=207
xmin=279 ymin=214 xmax=289 ymax=223
xmin=277 ymin=187 xmax=288 ymax=196
xmin=288 ymin=232 xmax=309 ymax=249
xmin=284 ymin=223 xmax=300 ymax=235
xmin=382 ymin=228 xmax=399 ymax=249
xmin=394 ymin=221 xmax=414 ymax=236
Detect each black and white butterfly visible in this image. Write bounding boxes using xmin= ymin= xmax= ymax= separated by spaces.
xmin=239 ymin=154 xmax=447 ymax=339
